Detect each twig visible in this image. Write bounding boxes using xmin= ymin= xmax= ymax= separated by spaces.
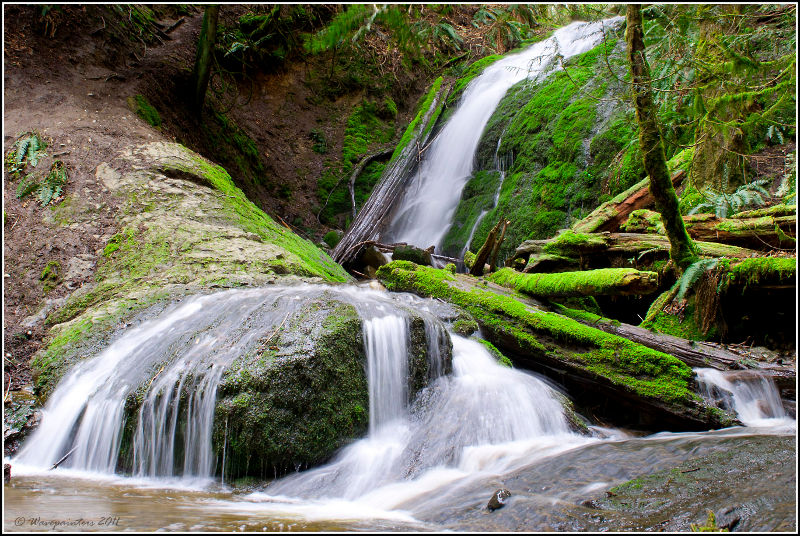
xmin=89 ymin=16 xmax=106 ymax=36
xmin=50 ymin=447 xmax=78 ymax=470
xmin=263 ymin=312 xmax=291 ymax=346
xmin=3 ymin=377 xmax=11 ymax=403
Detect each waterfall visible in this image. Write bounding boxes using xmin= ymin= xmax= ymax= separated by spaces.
xmin=382 ymin=18 xmax=622 ymax=252
xmin=263 ymin=336 xmax=578 ymax=505
xmin=12 ymin=286 xmax=453 ymax=480
xmin=694 ymin=368 xmax=792 ymax=427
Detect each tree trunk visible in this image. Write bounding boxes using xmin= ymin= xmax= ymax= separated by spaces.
xmin=626 ymin=5 xmax=697 ymax=270
xmin=488 ymin=220 xmax=509 ymax=272
xmin=191 ymin=5 xmax=219 ymax=114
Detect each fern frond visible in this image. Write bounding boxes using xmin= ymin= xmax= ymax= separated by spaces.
xmin=675 ymin=258 xmax=719 ymax=302
xmin=16 ymin=174 xmax=40 ymax=199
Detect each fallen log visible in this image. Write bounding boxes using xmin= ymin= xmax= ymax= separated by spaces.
xmin=682 ymin=213 xmax=796 ymax=250
xmin=509 ymin=231 xmax=762 ymax=273
xmin=551 ymin=303 xmax=796 ymax=396
xmin=333 ymin=80 xmax=451 ymax=264
xmin=489 ymin=267 xmax=660 ymax=297
xmin=572 ymin=170 xmax=685 ymax=234
xmin=377 ymin=261 xmax=736 ymax=431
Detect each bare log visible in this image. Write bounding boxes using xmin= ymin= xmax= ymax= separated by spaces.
xmin=489 ymin=220 xmax=510 ymax=272
xmin=348 ymin=148 xmax=394 ymax=219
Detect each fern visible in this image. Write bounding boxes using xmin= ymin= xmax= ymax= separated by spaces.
xmin=675 ymin=258 xmax=719 ymax=301
xmin=7 ymin=133 xmax=47 ymax=176
xmin=16 ymin=175 xmax=40 ymax=199
xmin=688 ymin=179 xmax=771 ymax=218
xmin=37 ymin=161 xmax=67 ymax=206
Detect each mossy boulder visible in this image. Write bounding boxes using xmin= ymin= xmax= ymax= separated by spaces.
xmin=212 ymin=295 xmax=453 ymax=479
xmin=214 ymin=299 xmax=369 ymax=478
xmin=393 ymin=245 xmax=433 ymax=266
xmin=31 ymin=142 xmax=351 ymax=399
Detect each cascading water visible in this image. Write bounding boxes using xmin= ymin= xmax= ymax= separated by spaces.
xmin=12 ymin=286 xmax=454 ymax=481
xmin=382 ymin=17 xmax=622 ymax=252
xmin=694 ymin=368 xmax=793 ymax=428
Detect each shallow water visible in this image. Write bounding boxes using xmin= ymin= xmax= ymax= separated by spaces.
xmin=5 ymin=425 xmax=795 ymax=532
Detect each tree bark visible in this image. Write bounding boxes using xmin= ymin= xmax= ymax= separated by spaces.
xmin=191 ymin=5 xmax=219 ymax=114
xmin=572 ymin=170 xmax=685 ymax=234
xmin=626 ymin=5 xmax=697 ymax=269
xmin=488 ymin=220 xmax=510 ymax=272
xmin=470 ymin=218 xmax=503 ymax=276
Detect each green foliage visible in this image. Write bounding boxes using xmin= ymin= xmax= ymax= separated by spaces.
xmin=36 ymin=161 xmax=67 ymax=206
xmin=217 ymin=5 xmax=322 ymax=75
xmin=675 ymin=258 xmax=720 ymax=302
xmin=688 ymin=179 xmax=771 ymax=218
xmin=6 ymin=132 xmax=47 ymax=177
xmin=309 ymin=129 xmax=327 ymax=154
xmin=691 ymin=510 xmax=729 ymax=532
xmin=323 ymin=230 xmax=341 ymax=248
xmin=128 ymin=95 xmax=161 ymax=127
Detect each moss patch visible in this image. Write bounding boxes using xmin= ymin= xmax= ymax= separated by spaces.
xmin=127 ymin=94 xmax=161 ymax=127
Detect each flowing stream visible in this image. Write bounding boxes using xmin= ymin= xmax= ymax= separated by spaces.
xmin=382 ymin=18 xmax=622 ymax=252
xmin=5 ymin=15 xmax=795 ymax=532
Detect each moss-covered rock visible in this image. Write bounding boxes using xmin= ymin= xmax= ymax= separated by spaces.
xmin=376 ymin=261 xmax=733 ymax=430
xmin=393 ymin=245 xmax=433 ymax=266
xmin=214 ymin=299 xmax=369 ymax=478
xmin=31 ymin=142 xmax=351 ymax=398
xmin=489 ymin=267 xmax=660 ymax=298
xmin=442 ymin=38 xmax=643 ymax=260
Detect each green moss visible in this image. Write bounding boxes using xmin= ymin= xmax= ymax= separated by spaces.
xmin=317 ymin=101 xmax=393 ymax=225
xmin=201 ymin=110 xmax=269 ymax=192
xmin=376 ymin=261 xmax=701 ymax=408
xmin=478 ymin=338 xmax=513 ymax=367
xmin=622 ymin=209 xmax=666 ymax=234
xmin=214 ymin=300 xmax=369 ymax=478
xmin=725 ymin=256 xmax=796 ymax=290
xmin=40 ymin=260 xmax=61 ymax=293
xmin=543 ymin=230 xmax=608 ymax=256
xmin=440 ymin=170 xmax=502 ymax=256
xmin=128 ymin=95 xmax=161 ymax=127
xmin=641 ymin=297 xmax=716 ymax=342
xmin=489 ymin=267 xmax=659 ymax=298
xmin=323 ymin=230 xmax=341 ymax=248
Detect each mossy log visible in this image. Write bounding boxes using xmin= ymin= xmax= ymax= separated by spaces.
xmin=682 ymin=213 xmax=796 ymax=250
xmin=509 ymin=231 xmax=761 ymax=273
xmin=552 ymin=303 xmax=796 ymax=398
xmin=572 ymin=170 xmax=685 ymax=234
xmin=489 ymin=267 xmax=659 ymax=298
xmin=376 ymin=261 xmax=735 ymax=431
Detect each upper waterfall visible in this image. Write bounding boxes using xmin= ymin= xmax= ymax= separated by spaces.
xmin=382 ymin=18 xmax=622 ymax=252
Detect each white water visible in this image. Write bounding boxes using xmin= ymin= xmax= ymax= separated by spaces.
xmin=694 ymin=368 xmax=794 ymax=428
xmin=254 ymin=335 xmax=584 ymax=515
xmin=383 ymin=18 xmax=622 ymax=252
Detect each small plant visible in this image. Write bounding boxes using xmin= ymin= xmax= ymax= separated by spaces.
xmin=309 ymin=129 xmax=327 ymax=154
xmin=691 ymin=509 xmax=729 ymax=532
xmin=15 ymin=160 xmax=68 ymax=207
xmin=6 ymin=133 xmax=47 ymax=177
xmin=688 ymin=179 xmax=771 ymax=218
xmin=675 ymin=258 xmax=720 ymax=302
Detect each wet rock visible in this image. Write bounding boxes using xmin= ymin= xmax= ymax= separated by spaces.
xmin=488 ymin=488 xmax=511 ymax=511
xmin=361 ymin=246 xmax=389 ymax=271
xmin=4 ymin=463 xmax=10 ymax=484
xmin=393 ymin=245 xmax=432 ymax=266
xmin=715 ymin=506 xmax=742 ymax=531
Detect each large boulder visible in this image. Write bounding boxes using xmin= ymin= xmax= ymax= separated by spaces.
xmin=212 ymin=294 xmax=453 ymax=479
